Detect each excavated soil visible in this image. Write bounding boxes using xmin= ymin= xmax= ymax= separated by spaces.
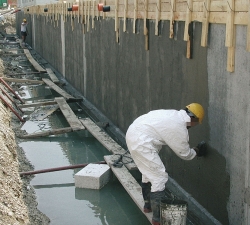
xmin=0 ymin=10 xmax=50 ymax=225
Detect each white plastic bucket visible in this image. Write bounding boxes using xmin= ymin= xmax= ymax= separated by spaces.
xmin=160 ymin=199 xmax=187 ymax=225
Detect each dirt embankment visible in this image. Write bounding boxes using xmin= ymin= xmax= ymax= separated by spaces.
xmin=0 ymin=11 xmax=50 ymax=225
xmin=0 ymin=87 xmax=29 ymax=224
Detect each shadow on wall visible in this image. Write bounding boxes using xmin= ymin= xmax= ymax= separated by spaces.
xmin=161 ymin=145 xmax=230 ymax=224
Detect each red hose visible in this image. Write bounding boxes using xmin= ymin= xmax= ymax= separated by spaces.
xmin=20 ymin=161 xmax=107 ymax=175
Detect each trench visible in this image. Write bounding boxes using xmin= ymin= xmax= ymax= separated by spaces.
xmin=0 ymin=30 xmax=216 ymax=225
xmin=0 ymin=37 xmax=150 ymax=224
xmin=17 ymin=67 xmax=150 ymax=224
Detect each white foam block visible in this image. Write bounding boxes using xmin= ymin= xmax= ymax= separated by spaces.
xmin=74 ymin=164 xmax=111 ymax=189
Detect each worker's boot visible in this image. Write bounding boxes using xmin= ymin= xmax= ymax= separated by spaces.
xmin=141 ymin=182 xmax=152 ymax=213
xmin=150 ymin=190 xmax=165 ymax=225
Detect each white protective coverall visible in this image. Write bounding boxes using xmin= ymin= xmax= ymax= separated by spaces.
xmin=126 ymin=109 xmax=197 ymax=192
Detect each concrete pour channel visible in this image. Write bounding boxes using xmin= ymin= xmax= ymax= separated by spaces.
xmin=0 ymin=36 xmax=152 ymax=224
xmin=0 ymin=31 xmax=217 ymax=224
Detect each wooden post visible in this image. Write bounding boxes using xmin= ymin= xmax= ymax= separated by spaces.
xmin=144 ymin=0 xmax=148 ymax=50
xmin=115 ymin=0 xmax=119 ymax=42
xmin=18 ymin=127 xmax=74 ymax=138
xmin=155 ymin=0 xmax=160 ymax=35
xmin=225 ymin=0 xmax=235 ymax=47
xmin=133 ymin=0 xmax=137 ymax=33
xmin=103 ymin=0 xmax=106 ymax=19
xmin=169 ymin=0 xmax=176 ymax=38
xmin=201 ymin=0 xmax=210 ymax=47
xmin=92 ymin=0 xmax=95 ymax=29
xmin=123 ymin=0 xmax=127 ymax=32
xmin=247 ymin=0 xmax=250 ymax=51
xmin=227 ymin=31 xmax=235 ymax=72
xmin=225 ymin=0 xmax=235 ymax=72
xmin=87 ymin=0 xmax=90 ymax=32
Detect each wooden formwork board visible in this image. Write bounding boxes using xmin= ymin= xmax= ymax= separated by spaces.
xmin=55 ymin=97 xmax=85 ymax=131
xmin=23 ymin=49 xmax=46 ymax=72
xmin=18 ymin=98 xmax=82 ymax=108
xmin=24 ymin=0 xmax=250 ymax=72
xmin=104 ymin=155 xmax=152 ymax=223
xmin=46 ymin=68 xmax=60 ymax=84
xmin=42 ymin=78 xmax=74 ymax=99
xmin=80 ymin=118 xmax=137 ymax=170
xmin=18 ymin=127 xmax=74 ymax=138
xmin=36 ymin=105 xmax=60 ymax=120
xmin=18 ymin=100 xmax=58 ymax=108
xmin=2 ymin=77 xmax=44 ymax=84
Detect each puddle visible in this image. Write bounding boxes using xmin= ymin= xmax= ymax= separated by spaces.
xmin=18 ymin=79 xmax=150 ymax=224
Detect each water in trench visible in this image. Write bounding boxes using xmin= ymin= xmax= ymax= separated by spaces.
xmin=18 ymin=83 xmax=151 ymax=225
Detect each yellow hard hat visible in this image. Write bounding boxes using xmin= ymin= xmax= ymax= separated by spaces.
xmin=186 ymin=103 xmax=204 ymax=123
xmin=23 ymin=19 xmax=27 ymax=22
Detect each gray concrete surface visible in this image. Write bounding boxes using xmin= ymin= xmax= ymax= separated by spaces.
xmin=16 ymin=11 xmax=250 ymax=225
xmin=207 ymin=24 xmax=250 ymax=225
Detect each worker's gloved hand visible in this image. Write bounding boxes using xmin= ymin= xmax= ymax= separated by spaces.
xmin=194 ymin=141 xmax=207 ymax=157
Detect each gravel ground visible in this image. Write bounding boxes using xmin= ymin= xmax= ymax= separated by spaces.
xmin=0 ymin=9 xmax=50 ymax=225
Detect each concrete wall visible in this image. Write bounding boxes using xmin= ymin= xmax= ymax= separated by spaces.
xmin=16 ymin=12 xmax=250 ymax=225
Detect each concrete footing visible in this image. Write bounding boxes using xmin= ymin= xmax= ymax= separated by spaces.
xmin=74 ymin=163 xmax=111 ymax=189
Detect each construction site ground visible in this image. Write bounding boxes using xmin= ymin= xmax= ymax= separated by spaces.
xmin=0 ymin=10 xmax=50 ymax=225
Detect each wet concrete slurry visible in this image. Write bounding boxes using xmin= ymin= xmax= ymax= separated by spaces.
xmin=18 ymin=84 xmax=151 ymax=225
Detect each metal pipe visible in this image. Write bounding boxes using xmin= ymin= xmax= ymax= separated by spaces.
xmin=0 ymin=77 xmax=25 ymax=104
xmin=0 ymin=86 xmax=24 ymax=113
xmin=0 ymin=94 xmax=25 ymax=122
xmin=20 ymin=161 xmax=107 ymax=176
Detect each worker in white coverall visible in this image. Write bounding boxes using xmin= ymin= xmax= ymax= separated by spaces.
xmin=125 ymin=103 xmax=205 ymax=225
